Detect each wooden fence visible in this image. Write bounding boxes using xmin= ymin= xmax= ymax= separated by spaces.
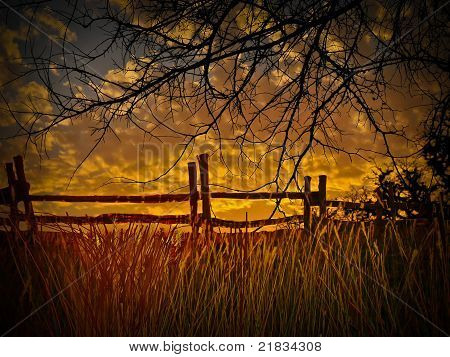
xmin=0 ymin=153 xmax=447 ymax=235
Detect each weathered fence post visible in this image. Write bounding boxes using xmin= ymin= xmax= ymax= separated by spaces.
xmin=245 ymin=211 xmax=248 ymax=235
xmin=304 ymin=176 xmax=311 ymax=233
xmin=198 ymin=153 xmax=211 ymax=235
xmin=319 ymin=175 xmax=327 ymax=219
xmin=188 ymin=162 xmax=199 ymax=239
xmin=5 ymin=162 xmax=18 ymax=237
xmin=13 ymin=155 xmax=36 ymax=237
xmin=244 ymin=211 xmax=249 ymax=265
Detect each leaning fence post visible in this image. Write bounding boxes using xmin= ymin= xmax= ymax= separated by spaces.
xmin=198 ymin=153 xmax=211 ymax=235
xmin=188 ymin=162 xmax=199 ymax=239
xmin=13 ymin=155 xmax=36 ymax=237
xmin=319 ymin=175 xmax=327 ymax=219
xmin=5 ymin=162 xmax=18 ymax=237
xmin=304 ymin=176 xmax=311 ymax=233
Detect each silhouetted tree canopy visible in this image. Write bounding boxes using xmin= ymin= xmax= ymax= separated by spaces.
xmin=422 ymin=98 xmax=449 ymax=194
xmin=374 ymin=165 xmax=437 ymax=218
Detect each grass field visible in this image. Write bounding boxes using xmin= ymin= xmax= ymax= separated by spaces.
xmin=0 ymin=219 xmax=448 ymax=336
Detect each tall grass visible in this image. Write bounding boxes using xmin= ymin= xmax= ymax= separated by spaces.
xmin=1 ymin=219 xmax=448 ymax=336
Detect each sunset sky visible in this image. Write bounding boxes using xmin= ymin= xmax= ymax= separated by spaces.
xmin=0 ymin=0 xmax=438 ymax=220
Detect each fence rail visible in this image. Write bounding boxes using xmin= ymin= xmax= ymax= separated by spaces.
xmin=0 ymin=154 xmax=447 ymax=237
xmin=24 ymin=213 xmax=191 ymax=225
xmin=28 ymin=194 xmax=191 ymax=203
xmin=27 ymin=191 xmax=318 ymax=203
xmin=211 ymin=215 xmax=304 ymax=229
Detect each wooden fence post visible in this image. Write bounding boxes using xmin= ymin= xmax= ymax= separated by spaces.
xmin=13 ymin=155 xmax=36 ymax=237
xmin=245 ymin=211 xmax=248 ymax=235
xmin=198 ymin=153 xmax=211 ymax=235
xmin=304 ymin=176 xmax=311 ymax=233
xmin=5 ymin=162 xmax=18 ymax=237
xmin=319 ymin=175 xmax=327 ymax=219
xmin=188 ymin=162 xmax=199 ymax=239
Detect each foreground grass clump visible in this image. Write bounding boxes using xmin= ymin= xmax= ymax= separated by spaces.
xmin=1 ymin=219 xmax=448 ymax=336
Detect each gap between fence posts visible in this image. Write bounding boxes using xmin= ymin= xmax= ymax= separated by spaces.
xmin=198 ymin=153 xmax=211 ymax=236
xmin=188 ymin=162 xmax=199 ymax=240
xmin=304 ymin=176 xmax=311 ymax=234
